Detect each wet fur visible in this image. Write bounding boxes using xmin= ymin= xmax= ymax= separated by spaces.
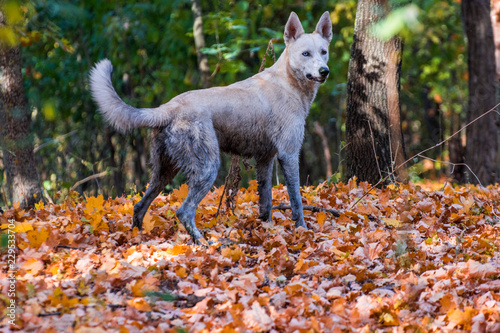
xmin=89 ymin=12 xmax=332 ymax=242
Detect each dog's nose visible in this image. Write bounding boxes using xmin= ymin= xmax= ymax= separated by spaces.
xmin=319 ymin=67 xmax=329 ymax=78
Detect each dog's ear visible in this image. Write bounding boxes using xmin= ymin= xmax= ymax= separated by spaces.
xmin=284 ymin=12 xmax=304 ymax=45
xmin=315 ymin=11 xmax=332 ymax=43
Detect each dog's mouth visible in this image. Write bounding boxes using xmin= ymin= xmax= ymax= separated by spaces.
xmin=306 ymin=74 xmax=326 ymax=83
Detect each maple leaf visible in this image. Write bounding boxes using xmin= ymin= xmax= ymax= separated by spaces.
xmin=242 ymin=302 xmax=274 ymax=331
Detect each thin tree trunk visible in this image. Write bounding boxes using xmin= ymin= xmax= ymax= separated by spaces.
xmin=490 ymin=0 xmax=500 ymax=182
xmin=106 ymin=128 xmax=124 ymax=196
xmin=345 ymin=0 xmax=407 ymax=185
xmin=449 ymin=105 xmax=466 ymax=183
xmin=313 ymin=121 xmax=332 ymax=178
xmin=0 ymin=12 xmax=42 ymax=207
xmin=462 ymin=0 xmax=497 ymax=185
xmin=191 ymin=0 xmax=210 ymax=88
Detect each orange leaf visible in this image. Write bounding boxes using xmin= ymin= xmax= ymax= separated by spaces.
xmin=176 ymin=266 xmax=188 ymax=278
xmin=127 ymin=297 xmax=152 ymax=312
xmin=172 ymin=184 xmax=189 ymax=201
xmin=317 ymin=212 xmax=327 ymax=227
xmin=142 ymin=212 xmax=154 ymax=234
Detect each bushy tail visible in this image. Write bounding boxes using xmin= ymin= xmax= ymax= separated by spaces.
xmin=89 ymin=59 xmax=169 ymax=132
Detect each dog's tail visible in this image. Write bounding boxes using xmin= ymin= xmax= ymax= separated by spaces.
xmin=89 ymin=59 xmax=170 ymax=132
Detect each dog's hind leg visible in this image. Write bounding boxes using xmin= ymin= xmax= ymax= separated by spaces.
xmin=133 ymin=155 xmax=179 ymax=231
xmin=176 ymin=160 xmax=219 ymax=242
xmin=174 ymin=125 xmax=220 ymax=243
xmin=256 ymin=158 xmax=274 ymax=222
xmin=278 ymin=153 xmax=307 ymax=228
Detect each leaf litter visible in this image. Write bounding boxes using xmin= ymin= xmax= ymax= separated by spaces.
xmin=1 ymin=179 xmax=500 ymax=332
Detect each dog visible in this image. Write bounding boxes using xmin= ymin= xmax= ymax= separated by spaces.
xmin=89 ymin=12 xmax=332 ymax=243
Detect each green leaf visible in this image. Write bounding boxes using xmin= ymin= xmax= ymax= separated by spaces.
xmin=369 ymin=5 xmax=420 ymax=41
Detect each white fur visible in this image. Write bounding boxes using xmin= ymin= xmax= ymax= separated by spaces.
xmin=89 ymin=59 xmax=169 ymax=132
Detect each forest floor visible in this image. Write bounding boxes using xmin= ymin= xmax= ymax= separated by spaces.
xmin=1 ymin=180 xmax=500 ymax=332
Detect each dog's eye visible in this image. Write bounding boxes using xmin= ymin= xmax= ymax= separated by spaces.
xmin=302 ymin=51 xmax=310 ymax=57
xmin=321 ymin=50 xmax=327 ymax=55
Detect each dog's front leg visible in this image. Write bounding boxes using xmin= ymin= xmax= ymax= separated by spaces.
xmin=256 ymin=158 xmax=274 ymax=221
xmin=278 ymin=154 xmax=306 ymax=228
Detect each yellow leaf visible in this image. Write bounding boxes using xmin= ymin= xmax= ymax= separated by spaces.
xmin=13 ymin=222 xmax=33 ymax=233
xmin=127 ymin=297 xmax=151 ymax=312
xmin=380 ymin=311 xmax=399 ymax=326
xmin=221 ymin=246 xmax=243 ymax=262
xmin=0 ymin=26 xmax=17 ymax=46
xmin=203 ymin=217 xmax=218 ymax=228
xmin=166 ymin=244 xmax=189 ymax=256
xmin=35 ymin=202 xmax=45 ymax=210
xmin=84 ymin=195 xmax=105 ymax=215
xmin=176 ymin=266 xmax=188 ymax=278
xmin=317 ymin=212 xmax=327 ymax=227
xmin=383 ymin=218 xmax=402 ymax=228
xmin=447 ymin=307 xmax=476 ymax=330
xmin=130 ymin=280 xmax=146 ymax=297
xmin=26 ymin=227 xmax=49 ymax=249
xmin=2 ymin=1 xmax=24 ymax=25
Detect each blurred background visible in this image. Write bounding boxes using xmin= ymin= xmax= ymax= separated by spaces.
xmin=0 ymin=0 xmax=477 ymax=203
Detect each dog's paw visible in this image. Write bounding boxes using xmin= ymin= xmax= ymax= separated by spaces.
xmin=295 ymin=220 xmax=308 ymax=229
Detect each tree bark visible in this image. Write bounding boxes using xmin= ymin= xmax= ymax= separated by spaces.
xmin=191 ymin=0 xmax=210 ymax=88
xmin=462 ymin=0 xmax=498 ymax=185
xmin=345 ymin=0 xmax=407 ymax=185
xmin=0 ymin=12 xmax=43 ymax=207
xmin=490 ymin=0 xmax=500 ymax=182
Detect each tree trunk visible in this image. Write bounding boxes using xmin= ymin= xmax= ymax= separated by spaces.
xmin=191 ymin=0 xmax=210 ymax=88
xmin=345 ymin=0 xmax=407 ymax=185
xmin=106 ymin=128 xmax=124 ymax=196
xmin=0 ymin=13 xmax=42 ymax=208
xmin=313 ymin=121 xmax=332 ymax=179
xmin=462 ymin=0 xmax=497 ymax=185
xmin=490 ymin=0 xmax=500 ymax=182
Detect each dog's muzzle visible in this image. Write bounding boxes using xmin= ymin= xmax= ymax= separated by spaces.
xmin=306 ymin=66 xmax=329 ymax=83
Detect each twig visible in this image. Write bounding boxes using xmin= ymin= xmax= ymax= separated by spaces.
xmin=38 ymin=312 xmax=62 ymax=317
xmin=56 ymin=245 xmax=81 ymax=250
xmin=33 ymin=130 xmax=78 ymax=153
xmin=349 ymin=102 xmax=500 ymax=210
xmin=215 ymin=174 xmax=230 ymax=219
xmin=258 ymin=39 xmax=278 ymax=73
xmin=71 ymin=171 xmax=109 ymax=191
xmin=416 ymin=154 xmax=482 ymax=186
xmin=43 ymin=188 xmax=54 ymax=204
xmin=273 ymin=203 xmax=340 ymax=217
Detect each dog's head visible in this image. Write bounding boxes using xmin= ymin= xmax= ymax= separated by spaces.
xmin=284 ymin=12 xmax=332 ymax=84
